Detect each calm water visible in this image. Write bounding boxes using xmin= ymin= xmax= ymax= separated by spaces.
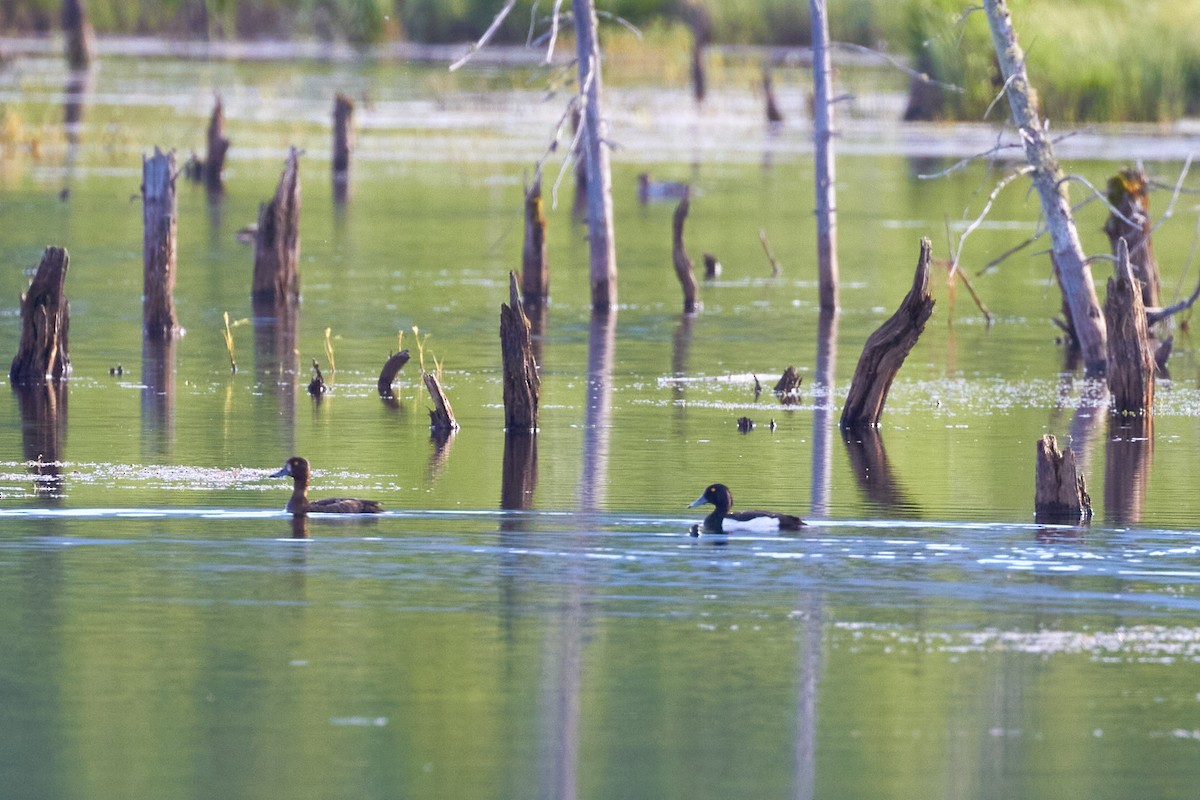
xmin=1 ymin=49 xmax=1200 ymax=799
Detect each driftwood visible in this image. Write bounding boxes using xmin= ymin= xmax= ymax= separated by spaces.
xmin=332 ymin=93 xmax=353 ymax=203
xmin=62 ymin=0 xmax=94 ymax=69
xmin=671 ymin=192 xmax=699 ymax=313
xmin=500 ymin=272 xmax=540 ymax=431
xmin=1105 ymin=239 xmax=1155 ymax=417
xmin=810 ymin=0 xmax=839 ymax=312
xmin=1034 ymin=434 xmax=1092 ymax=524
xmin=11 ymin=247 xmax=71 ymax=384
xmin=142 ymin=147 xmax=180 ymax=340
xmin=522 ymin=177 xmax=549 ymax=306
xmin=763 ymin=69 xmax=784 ymax=124
xmin=377 ymin=349 xmax=410 ymax=398
xmin=423 ymin=371 xmax=459 ymax=431
xmin=252 ymin=147 xmax=301 ymax=308
xmin=840 ymin=238 xmax=935 ymax=428
xmin=1104 ymin=168 xmax=1159 ymax=308
xmin=773 ymin=366 xmax=802 ymax=405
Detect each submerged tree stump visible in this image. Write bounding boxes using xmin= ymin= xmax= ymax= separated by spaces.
xmin=522 ymin=176 xmax=549 ymax=306
xmin=773 ymin=366 xmax=802 ymax=405
xmin=1104 ymin=168 xmax=1159 ymax=308
xmin=1034 ymin=434 xmax=1092 ymax=524
xmin=62 ymin=0 xmax=94 ymax=69
xmin=1105 ymin=238 xmax=1155 ymax=417
xmin=332 ymin=93 xmax=353 ymax=202
xmin=377 ymin=349 xmax=410 ymax=398
xmin=142 ymin=147 xmax=180 ymax=340
xmin=672 ymin=191 xmax=699 ymax=314
xmin=252 ymin=147 xmax=301 ymax=308
xmin=840 ymin=238 xmax=935 ymax=428
xmin=11 ymin=247 xmax=71 ymax=384
xmin=423 ymin=372 xmax=459 ymax=431
xmin=500 ymin=272 xmax=540 ymax=431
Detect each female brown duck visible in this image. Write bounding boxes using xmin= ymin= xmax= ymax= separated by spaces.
xmin=271 ymin=457 xmax=384 ymax=515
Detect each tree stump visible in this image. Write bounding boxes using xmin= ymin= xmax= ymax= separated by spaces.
xmin=62 ymin=0 xmax=94 ymax=69
xmin=332 ymin=93 xmax=353 ymax=203
xmin=500 ymin=272 xmax=540 ymax=431
xmin=142 ymin=147 xmax=180 ymax=341
xmin=1104 ymin=168 xmax=1159 ymax=308
xmin=763 ymin=69 xmax=784 ymax=124
xmin=1105 ymin=238 xmax=1155 ymax=416
xmin=11 ymin=247 xmax=71 ymax=384
xmin=703 ymin=253 xmax=721 ymax=279
xmin=773 ymin=366 xmax=802 ymax=405
xmin=204 ymin=95 xmax=229 ymax=194
xmin=423 ymin=371 xmax=459 ymax=431
xmin=377 ymin=349 xmax=410 ymax=398
xmin=1034 ymin=434 xmax=1092 ymax=524
xmin=840 ymin=238 xmax=935 ymax=428
xmin=672 ymin=191 xmax=699 ymax=313
xmin=522 ymin=176 xmax=549 ymax=306
xmin=252 ymin=147 xmax=301 ymax=308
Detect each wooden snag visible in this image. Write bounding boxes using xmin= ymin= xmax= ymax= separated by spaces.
xmin=1104 ymin=168 xmax=1160 ymax=308
xmin=682 ymin=1 xmax=712 ymax=104
xmin=423 ymin=371 xmax=459 ymax=431
xmin=1105 ymin=238 xmax=1155 ymax=417
xmin=377 ymin=349 xmax=411 ymax=398
xmin=62 ymin=0 xmax=94 ymax=69
xmin=307 ymin=359 xmax=327 ymax=396
xmin=204 ymin=95 xmax=230 ymax=193
xmin=840 ymin=238 xmax=935 ymax=429
xmin=332 ymin=93 xmax=353 ymax=202
xmin=763 ymin=68 xmax=784 ymax=124
xmin=672 ymin=191 xmax=699 ymax=313
xmin=773 ymin=366 xmax=802 ymax=405
xmin=1035 ymin=434 xmax=1092 ymax=524
xmin=11 ymin=246 xmax=71 ymax=384
xmin=703 ymin=253 xmax=721 ymax=279
xmin=142 ymin=147 xmax=180 ymax=341
xmin=252 ymin=147 xmax=301 ymax=308
xmin=522 ymin=176 xmax=549 ymax=306
xmin=500 ymin=271 xmax=540 ymax=431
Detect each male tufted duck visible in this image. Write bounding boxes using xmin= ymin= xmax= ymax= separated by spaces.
xmin=271 ymin=457 xmax=384 ymax=515
xmin=688 ymin=483 xmax=803 ymax=534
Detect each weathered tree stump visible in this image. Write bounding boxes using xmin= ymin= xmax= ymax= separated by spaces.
xmin=11 ymin=247 xmax=71 ymax=384
xmin=500 ymin=272 xmax=540 ymax=431
xmin=1034 ymin=434 xmax=1092 ymax=524
xmin=1105 ymin=238 xmax=1155 ymax=417
xmin=702 ymin=253 xmax=721 ymax=279
xmin=204 ymin=95 xmax=230 ymax=193
xmin=1104 ymin=168 xmax=1159 ymax=308
xmin=252 ymin=147 xmax=301 ymax=308
xmin=423 ymin=372 xmax=459 ymax=431
xmin=522 ymin=176 xmax=549 ymax=306
xmin=377 ymin=349 xmax=410 ymax=398
xmin=142 ymin=147 xmax=180 ymax=341
xmin=763 ymin=69 xmax=784 ymax=124
xmin=773 ymin=366 xmax=802 ymax=405
xmin=672 ymin=191 xmax=699 ymax=314
xmin=332 ymin=93 xmax=353 ymax=203
xmin=840 ymin=238 xmax=935 ymax=428
xmin=62 ymin=0 xmax=94 ymax=69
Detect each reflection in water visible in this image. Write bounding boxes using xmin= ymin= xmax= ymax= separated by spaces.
xmin=579 ymin=312 xmax=615 ymax=513
xmin=809 ymin=310 xmax=837 ymax=517
xmin=14 ymin=383 xmax=68 ymax=500
xmin=842 ymin=427 xmax=917 ymax=515
xmin=793 ymin=591 xmax=821 ymax=800
xmin=670 ymin=312 xmax=693 ymax=410
xmin=290 ymin=514 xmax=309 ymax=540
xmin=141 ymin=338 xmax=175 ymax=460
xmin=500 ymin=432 xmax=538 ymax=513
xmin=426 ymin=428 xmax=456 ymax=484
xmin=1105 ymin=416 xmax=1153 ymax=526
xmin=1067 ymin=379 xmax=1107 ymax=478
xmin=253 ymin=301 xmax=299 ymax=451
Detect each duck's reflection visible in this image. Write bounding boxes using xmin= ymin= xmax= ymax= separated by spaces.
xmin=140 ymin=338 xmax=175 ymax=460
xmin=1105 ymin=416 xmax=1153 ymax=526
xmin=290 ymin=514 xmax=309 ymax=540
xmin=14 ymin=382 xmax=68 ymax=501
xmin=579 ymin=311 xmax=615 ymax=513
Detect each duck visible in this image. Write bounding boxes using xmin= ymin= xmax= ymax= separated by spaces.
xmin=637 ymin=172 xmax=690 ymax=204
xmin=688 ymin=483 xmax=803 ymax=534
xmin=271 ymin=456 xmax=384 ymax=515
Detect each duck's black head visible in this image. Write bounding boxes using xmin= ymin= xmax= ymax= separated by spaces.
xmin=689 ymin=483 xmax=733 ymax=512
xmin=271 ymin=456 xmax=311 ymax=485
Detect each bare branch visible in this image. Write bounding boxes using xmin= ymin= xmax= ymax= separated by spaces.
xmin=950 ymin=165 xmax=1033 ymax=275
xmin=449 ymin=0 xmax=519 ymax=72
xmin=833 ymin=41 xmax=964 ymax=93
xmin=1058 ymin=173 xmax=1140 ymax=229
xmin=544 ymin=0 xmax=566 ymax=63
xmin=1146 ymin=277 xmax=1200 ymax=325
xmin=596 ymin=9 xmax=641 ymax=37
xmin=917 ymin=139 xmax=1023 ymax=180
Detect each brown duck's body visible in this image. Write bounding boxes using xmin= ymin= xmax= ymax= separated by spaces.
xmin=271 ymin=457 xmax=384 ymax=515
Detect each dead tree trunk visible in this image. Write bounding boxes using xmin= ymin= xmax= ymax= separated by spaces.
xmin=423 ymin=372 xmax=459 ymax=431
xmin=1034 ymin=434 xmax=1092 ymax=524
xmin=522 ymin=176 xmax=549 ymax=306
xmin=672 ymin=192 xmax=699 ymax=314
xmin=1105 ymin=238 xmax=1155 ymax=416
xmin=252 ymin=147 xmax=301 ymax=308
xmin=377 ymin=349 xmax=410 ymax=398
xmin=984 ymin=0 xmax=1107 ymax=375
xmin=204 ymin=96 xmax=229 ymax=194
xmin=839 ymin=238 xmax=935 ymax=429
xmin=332 ymin=93 xmax=353 ymax=203
xmin=62 ymin=0 xmax=94 ymax=69
xmin=11 ymin=247 xmax=71 ymax=384
xmin=142 ymin=147 xmax=180 ymax=341
xmin=500 ymin=272 xmax=540 ymax=431
xmin=1104 ymin=168 xmax=1160 ymax=308
xmin=683 ymin=1 xmax=712 ymax=104
xmin=810 ymin=0 xmax=839 ymax=313
xmin=572 ymin=0 xmax=618 ymax=312
xmin=763 ymin=69 xmax=784 ymax=124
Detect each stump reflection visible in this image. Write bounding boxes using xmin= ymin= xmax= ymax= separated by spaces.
xmin=1105 ymin=416 xmax=1153 ymax=526
xmin=14 ymin=382 xmax=68 ymax=500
